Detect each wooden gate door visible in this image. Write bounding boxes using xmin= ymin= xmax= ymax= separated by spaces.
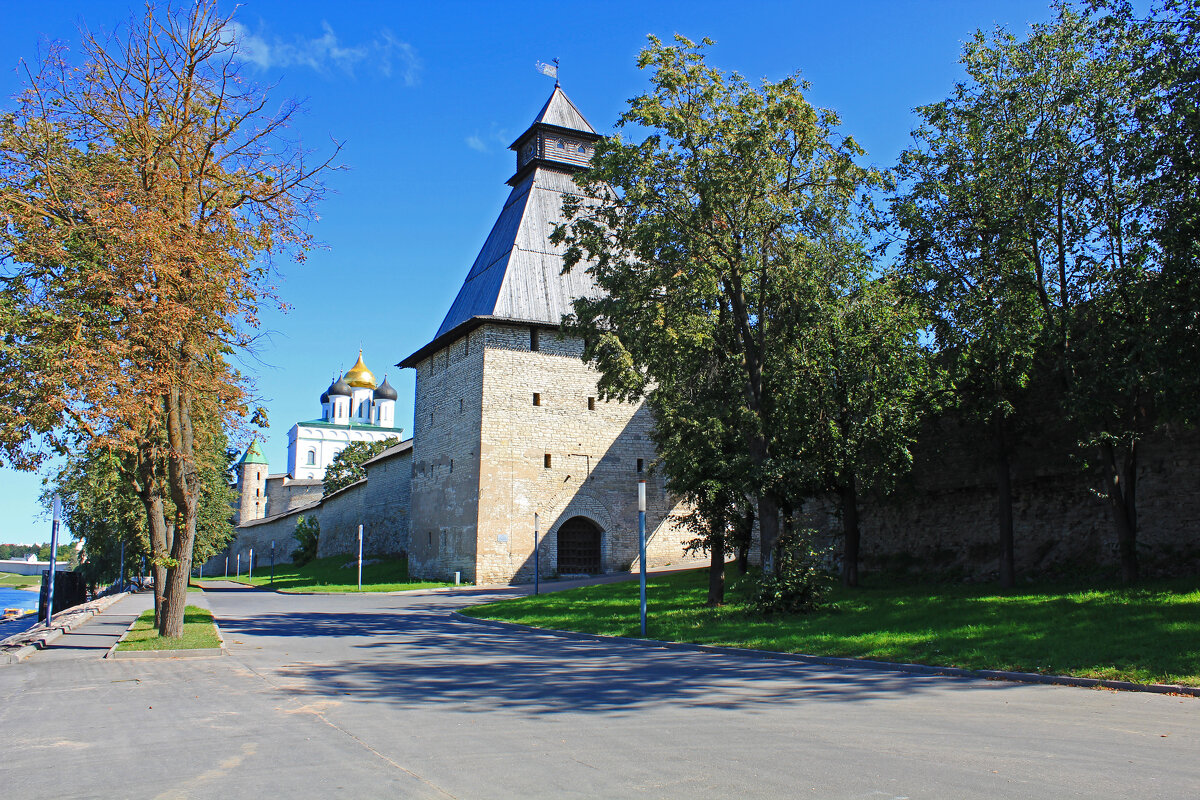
xmin=557 ymin=516 xmax=602 ymax=575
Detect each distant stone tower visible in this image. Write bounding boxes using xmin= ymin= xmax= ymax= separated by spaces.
xmin=236 ymin=440 xmax=270 ymax=525
xmin=400 ymin=85 xmax=697 ymax=585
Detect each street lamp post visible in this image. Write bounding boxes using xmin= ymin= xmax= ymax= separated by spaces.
xmin=534 ymin=512 xmax=540 ymax=596
xmin=638 ymin=480 xmax=646 ymax=637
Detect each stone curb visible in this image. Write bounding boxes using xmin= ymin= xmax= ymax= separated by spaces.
xmin=104 ymin=608 xmax=228 ymax=660
xmin=453 ymin=612 xmax=1200 ymax=699
xmin=195 ymin=580 xmax=468 ymax=596
xmin=0 ymin=592 xmax=131 ymax=665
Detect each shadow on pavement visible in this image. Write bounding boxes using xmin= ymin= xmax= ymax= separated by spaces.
xmin=214 ymin=601 xmax=1020 ymax=716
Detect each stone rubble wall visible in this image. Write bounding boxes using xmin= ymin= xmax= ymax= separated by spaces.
xmin=800 ymin=419 xmax=1200 ymax=580
xmin=206 ymin=449 xmax=412 ymax=575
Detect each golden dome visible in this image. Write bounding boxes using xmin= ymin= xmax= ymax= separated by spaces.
xmin=343 ymin=350 xmax=377 ymax=389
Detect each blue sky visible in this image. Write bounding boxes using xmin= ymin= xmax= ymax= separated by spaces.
xmin=0 ymin=0 xmax=1061 ymax=544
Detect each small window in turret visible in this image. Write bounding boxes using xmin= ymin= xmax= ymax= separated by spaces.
xmin=557 ymin=139 xmax=565 ymax=149
xmin=578 ymin=144 xmax=586 ymax=153
xmin=530 ymin=327 xmax=540 ymax=351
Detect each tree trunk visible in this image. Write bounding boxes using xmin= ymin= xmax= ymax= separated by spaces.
xmin=131 ymin=446 xmax=170 ymax=628
xmin=840 ymin=476 xmax=860 ymax=588
xmin=707 ymin=525 xmax=726 ymax=606
xmin=1100 ymin=439 xmax=1139 ymax=584
xmin=160 ymin=514 xmax=196 ymax=638
xmin=995 ymin=418 xmax=1016 ymax=589
xmin=757 ymin=493 xmax=781 ymax=574
xmin=160 ymin=386 xmax=200 ymax=638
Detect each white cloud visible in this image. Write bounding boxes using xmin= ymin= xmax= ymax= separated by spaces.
xmin=464 ymin=125 xmax=512 ymax=154
xmin=226 ymin=21 xmax=420 ymax=82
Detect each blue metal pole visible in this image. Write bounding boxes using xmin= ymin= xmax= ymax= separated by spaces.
xmin=638 ymin=480 xmax=647 ymax=637
xmin=119 ymin=540 xmax=125 ymax=591
xmin=534 ymin=513 xmax=540 ymax=596
xmin=45 ymin=496 xmax=61 ymax=625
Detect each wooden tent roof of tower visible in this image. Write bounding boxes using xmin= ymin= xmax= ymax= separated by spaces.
xmin=400 ymin=86 xmax=603 ymax=368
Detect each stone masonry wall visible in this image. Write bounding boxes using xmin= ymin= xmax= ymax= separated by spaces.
xmin=314 ymin=480 xmax=368 ymax=559
xmin=801 ymin=420 xmax=1200 ymax=580
xmin=408 ymin=327 xmax=485 ymax=580
xmin=475 ymin=324 xmax=702 ymax=585
xmin=362 ymin=449 xmax=413 ymax=557
xmin=207 ymin=449 xmax=413 ymax=576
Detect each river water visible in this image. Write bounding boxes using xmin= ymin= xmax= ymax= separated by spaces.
xmin=0 ymin=586 xmax=39 ymax=611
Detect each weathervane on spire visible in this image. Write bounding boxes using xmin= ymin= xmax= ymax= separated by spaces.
xmin=535 ymin=58 xmax=559 ymax=86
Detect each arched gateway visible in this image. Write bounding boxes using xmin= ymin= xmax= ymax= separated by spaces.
xmin=557 ymin=516 xmax=603 ymax=575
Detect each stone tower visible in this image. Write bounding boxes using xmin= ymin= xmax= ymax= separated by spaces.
xmin=236 ymin=440 xmax=270 ymax=525
xmin=400 ymin=86 xmax=697 ymax=585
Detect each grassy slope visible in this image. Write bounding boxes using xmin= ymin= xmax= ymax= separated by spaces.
xmin=466 ymin=568 xmax=1200 ymax=687
xmin=0 ymin=572 xmax=42 ymax=589
xmin=117 ymin=605 xmax=221 ymax=651
xmin=201 ymin=554 xmax=456 ymax=593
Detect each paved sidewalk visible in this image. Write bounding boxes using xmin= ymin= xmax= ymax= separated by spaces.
xmin=2 ymin=582 xmax=1196 ymax=799
xmin=28 ymin=591 xmax=155 ymax=662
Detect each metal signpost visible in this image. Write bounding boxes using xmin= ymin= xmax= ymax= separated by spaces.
xmin=44 ymin=496 xmax=61 ymax=625
xmin=119 ymin=540 xmax=126 ymax=591
xmin=224 ymin=556 xmax=229 ymax=578
xmin=248 ymin=548 xmax=254 ymax=580
xmin=357 ymin=524 xmax=364 ymax=592
xmin=638 ymin=480 xmax=647 ymax=637
xmin=534 ymin=512 xmax=540 ymax=595
xmin=236 ymin=553 xmax=241 ymax=577
xmin=270 ymin=540 xmax=276 ymax=586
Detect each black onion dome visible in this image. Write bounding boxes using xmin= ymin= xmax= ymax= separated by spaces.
xmin=374 ymin=375 xmax=398 ymax=401
xmin=328 ymin=377 xmax=352 ymax=397
xmin=320 ymin=388 xmax=330 ymax=404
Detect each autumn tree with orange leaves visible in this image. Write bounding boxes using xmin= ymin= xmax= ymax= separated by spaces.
xmin=0 ymin=2 xmax=337 ymax=636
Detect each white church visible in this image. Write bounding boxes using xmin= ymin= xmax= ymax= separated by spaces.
xmin=287 ymin=351 xmax=404 ymax=480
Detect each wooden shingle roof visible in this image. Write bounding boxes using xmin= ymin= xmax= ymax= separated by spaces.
xmin=400 ymin=87 xmax=603 ymax=368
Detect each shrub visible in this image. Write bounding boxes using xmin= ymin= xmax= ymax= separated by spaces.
xmin=291 ymin=516 xmax=320 ymax=566
xmin=752 ymin=528 xmax=832 ymax=615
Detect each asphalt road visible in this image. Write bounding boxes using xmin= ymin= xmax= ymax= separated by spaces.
xmin=0 ymin=581 xmax=1196 ymax=799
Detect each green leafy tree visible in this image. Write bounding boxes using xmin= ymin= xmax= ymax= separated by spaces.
xmin=291 ymin=516 xmax=320 ymax=566
xmin=322 ymin=438 xmax=400 ymax=496
xmin=773 ymin=268 xmax=930 ymax=587
xmin=48 ymin=427 xmax=237 ymax=589
xmin=555 ymin=35 xmax=883 ymax=573
xmin=892 ymin=26 xmax=1054 ymax=588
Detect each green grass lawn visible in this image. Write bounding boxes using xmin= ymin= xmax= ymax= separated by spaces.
xmin=465 ymin=568 xmax=1200 ymax=687
xmin=0 ymin=572 xmax=42 ymax=589
xmin=116 ymin=605 xmax=221 ymax=651
xmin=198 ymin=554 xmax=457 ymax=593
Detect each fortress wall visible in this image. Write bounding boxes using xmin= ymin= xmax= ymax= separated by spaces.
xmin=800 ymin=421 xmax=1200 ymax=580
xmin=362 ymin=449 xmax=413 ymax=556
xmin=314 ymin=480 xmax=368 ymax=559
